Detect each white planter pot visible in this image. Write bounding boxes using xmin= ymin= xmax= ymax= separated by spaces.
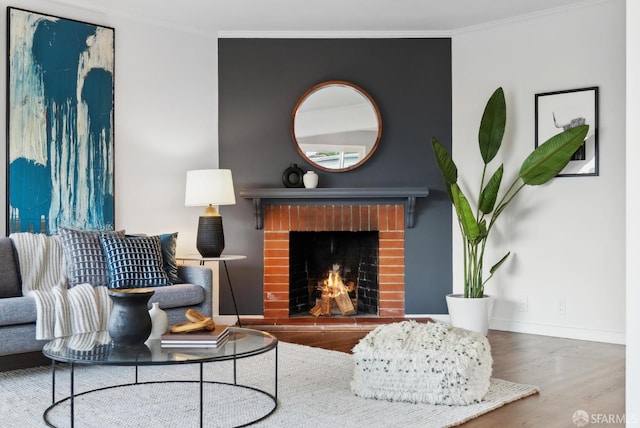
xmin=445 ymin=294 xmax=494 ymax=336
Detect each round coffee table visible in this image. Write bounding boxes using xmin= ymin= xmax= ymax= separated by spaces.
xmin=42 ymin=327 xmax=278 ymax=427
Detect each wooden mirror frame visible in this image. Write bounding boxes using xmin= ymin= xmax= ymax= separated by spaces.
xmin=291 ymin=80 xmax=382 ymax=172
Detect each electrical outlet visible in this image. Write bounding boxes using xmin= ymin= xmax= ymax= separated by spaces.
xmin=556 ymin=297 xmax=566 ymax=315
xmin=516 ymin=297 xmax=528 ymax=312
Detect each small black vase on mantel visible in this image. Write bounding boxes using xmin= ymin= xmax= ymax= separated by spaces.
xmin=282 ymin=164 xmax=305 ymax=188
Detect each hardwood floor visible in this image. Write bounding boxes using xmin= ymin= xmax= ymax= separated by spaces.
xmin=267 ymin=327 xmax=626 ymax=428
xmin=1 ymin=327 xmax=625 ymax=427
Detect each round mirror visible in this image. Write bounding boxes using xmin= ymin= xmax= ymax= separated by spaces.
xmin=292 ymin=80 xmax=382 ymax=172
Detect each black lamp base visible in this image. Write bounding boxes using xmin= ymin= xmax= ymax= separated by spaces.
xmin=196 ymin=216 xmax=225 ymax=257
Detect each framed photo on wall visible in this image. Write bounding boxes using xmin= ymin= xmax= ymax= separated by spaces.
xmin=535 ymin=87 xmax=599 ymax=177
xmin=6 ymin=7 xmax=115 ymax=235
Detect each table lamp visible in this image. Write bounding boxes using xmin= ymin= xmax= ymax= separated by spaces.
xmin=185 ymin=169 xmax=236 ymax=257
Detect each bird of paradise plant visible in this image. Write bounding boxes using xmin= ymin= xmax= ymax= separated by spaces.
xmin=432 ymin=87 xmax=589 ymax=298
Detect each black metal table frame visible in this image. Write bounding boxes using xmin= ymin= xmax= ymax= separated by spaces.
xmin=177 ymin=255 xmax=243 ymax=328
xmin=43 ymin=344 xmax=278 ymax=428
xmin=214 ymin=259 xmax=241 ymax=328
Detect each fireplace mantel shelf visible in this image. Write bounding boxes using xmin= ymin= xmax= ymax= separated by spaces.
xmin=239 ymin=187 xmax=429 ymax=229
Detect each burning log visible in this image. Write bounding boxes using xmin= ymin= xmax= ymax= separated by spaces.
xmin=309 ymin=304 xmax=323 ymax=317
xmin=310 ymin=264 xmax=356 ymax=316
xmin=334 ymin=291 xmax=356 ymax=315
xmin=310 ymin=293 xmax=333 ymax=316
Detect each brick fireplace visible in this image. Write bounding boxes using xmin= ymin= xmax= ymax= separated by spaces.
xmin=263 ymin=204 xmax=405 ymax=320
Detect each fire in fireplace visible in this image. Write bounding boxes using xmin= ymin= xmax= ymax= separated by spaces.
xmin=309 ymin=264 xmax=357 ymax=316
xmin=289 ymin=231 xmax=379 ymax=317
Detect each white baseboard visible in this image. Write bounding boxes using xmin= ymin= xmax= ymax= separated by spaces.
xmin=489 ymin=317 xmax=626 ymax=344
xmin=405 ymin=314 xmax=625 ymax=344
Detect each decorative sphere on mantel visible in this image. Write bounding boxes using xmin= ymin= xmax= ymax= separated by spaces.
xmin=282 ymin=164 xmax=305 ymax=188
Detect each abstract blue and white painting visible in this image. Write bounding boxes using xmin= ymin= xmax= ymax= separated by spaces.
xmin=8 ymin=8 xmax=115 ymax=235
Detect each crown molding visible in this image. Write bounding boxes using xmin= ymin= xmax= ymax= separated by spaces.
xmin=47 ymin=0 xmax=611 ymax=40
xmin=219 ymin=0 xmax=610 ymax=39
xmin=454 ymin=0 xmax=610 ymax=35
xmin=217 ymin=30 xmax=453 ymax=39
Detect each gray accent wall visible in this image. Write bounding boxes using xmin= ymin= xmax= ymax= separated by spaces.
xmin=218 ymin=38 xmax=452 ymax=315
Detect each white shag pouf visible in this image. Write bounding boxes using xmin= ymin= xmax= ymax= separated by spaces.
xmin=351 ymin=320 xmax=493 ymax=405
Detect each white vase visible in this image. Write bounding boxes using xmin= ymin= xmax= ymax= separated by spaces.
xmin=445 ymin=294 xmax=494 ymax=336
xmin=147 ymin=302 xmax=169 ymax=340
xmin=303 ymin=171 xmax=319 ymax=188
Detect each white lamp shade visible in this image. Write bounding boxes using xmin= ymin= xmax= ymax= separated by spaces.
xmin=185 ymin=169 xmax=236 ymax=206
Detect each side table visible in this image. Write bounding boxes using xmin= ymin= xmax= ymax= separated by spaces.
xmin=176 ymin=255 xmax=246 ymax=327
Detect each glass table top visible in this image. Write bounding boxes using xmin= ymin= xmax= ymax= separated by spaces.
xmin=42 ymin=327 xmax=277 ymax=365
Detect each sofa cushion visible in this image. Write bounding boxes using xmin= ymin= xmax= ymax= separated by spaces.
xmin=148 ymin=283 xmax=205 ymax=309
xmin=159 ymin=232 xmax=183 ymax=285
xmin=60 ymin=228 xmax=124 ymax=287
xmin=0 ymin=237 xmax=21 ymax=298
xmin=100 ymin=234 xmax=170 ymax=289
xmin=0 ymin=295 xmax=37 ymax=326
xmin=0 ymin=284 xmax=205 ymax=327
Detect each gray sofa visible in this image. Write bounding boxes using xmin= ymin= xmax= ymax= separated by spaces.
xmin=0 ymin=236 xmax=213 ymax=358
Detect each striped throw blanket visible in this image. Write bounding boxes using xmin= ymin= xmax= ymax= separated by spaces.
xmin=9 ymin=233 xmax=111 ymax=340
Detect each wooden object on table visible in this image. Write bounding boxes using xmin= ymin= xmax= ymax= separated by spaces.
xmin=169 ymin=309 xmax=215 ymax=333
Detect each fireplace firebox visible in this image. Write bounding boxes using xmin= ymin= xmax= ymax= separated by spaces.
xmin=289 ymin=231 xmax=379 ymax=316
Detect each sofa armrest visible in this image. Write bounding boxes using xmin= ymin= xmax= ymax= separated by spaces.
xmin=177 ymin=265 xmax=213 ymax=316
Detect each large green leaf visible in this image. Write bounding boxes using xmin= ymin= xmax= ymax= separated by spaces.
xmin=519 ymin=125 xmax=589 ymax=185
xmin=478 ymin=219 xmax=487 ymax=241
xmin=432 ymin=137 xmax=457 ymax=185
xmin=479 ymin=164 xmax=504 ymax=214
xmin=489 ymin=252 xmax=511 ymax=275
xmin=451 ymin=184 xmax=480 ymax=242
xmin=478 ymin=87 xmax=506 ymax=164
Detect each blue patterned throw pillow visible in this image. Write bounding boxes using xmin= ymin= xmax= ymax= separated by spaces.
xmin=100 ymin=234 xmax=170 ymax=289
xmin=60 ymin=227 xmax=125 ymax=287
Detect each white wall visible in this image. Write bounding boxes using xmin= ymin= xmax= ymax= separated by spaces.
xmin=0 ymin=0 xmax=218 ymax=256
xmin=452 ymin=0 xmax=626 ymax=343
xmin=626 ymin=0 xmax=639 ymax=422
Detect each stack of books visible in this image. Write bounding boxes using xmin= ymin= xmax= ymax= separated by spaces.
xmin=160 ymin=325 xmax=229 ymax=349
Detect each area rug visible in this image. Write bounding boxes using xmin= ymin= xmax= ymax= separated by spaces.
xmin=0 ymin=342 xmax=538 ymax=427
